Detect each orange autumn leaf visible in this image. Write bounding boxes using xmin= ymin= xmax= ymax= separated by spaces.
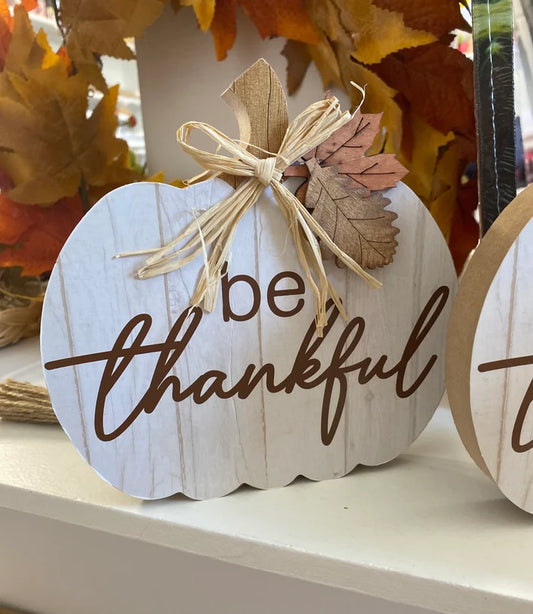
xmin=210 ymin=0 xmax=319 ymax=60
xmin=0 ymin=194 xmax=84 ymax=275
xmin=210 ymin=0 xmax=237 ymax=61
xmin=398 ymin=111 xmax=454 ymax=202
xmin=281 ymin=40 xmax=311 ymax=95
xmin=0 ymin=0 xmax=40 ymax=70
xmin=449 ymin=175 xmax=478 ymax=272
xmin=21 ymin=0 xmax=38 ymax=11
xmin=0 ymin=69 xmax=139 ymax=204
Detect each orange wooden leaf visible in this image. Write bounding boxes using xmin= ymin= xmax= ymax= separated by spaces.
xmin=0 ymin=194 xmax=84 ymax=275
xmin=284 ymin=109 xmax=407 ymax=202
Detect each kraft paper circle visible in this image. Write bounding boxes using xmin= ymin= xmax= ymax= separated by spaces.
xmin=447 ymin=184 xmax=533 ymax=512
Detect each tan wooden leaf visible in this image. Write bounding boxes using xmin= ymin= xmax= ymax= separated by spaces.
xmin=306 ymin=160 xmax=399 ymax=269
xmin=221 ymin=58 xmax=288 ymax=188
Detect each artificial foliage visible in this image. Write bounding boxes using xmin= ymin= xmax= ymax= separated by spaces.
xmin=0 ymin=0 xmax=476 ymax=296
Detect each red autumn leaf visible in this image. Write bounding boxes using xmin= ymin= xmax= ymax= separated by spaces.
xmin=281 ymin=40 xmax=311 ymax=95
xmin=0 ymin=194 xmax=84 ymax=275
xmin=283 ymin=109 xmax=408 ymax=203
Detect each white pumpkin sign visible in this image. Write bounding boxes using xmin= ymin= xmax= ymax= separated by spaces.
xmin=447 ymin=184 xmax=533 ymax=513
xmin=41 ymin=179 xmax=456 ymax=499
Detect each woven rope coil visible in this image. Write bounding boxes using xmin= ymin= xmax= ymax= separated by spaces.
xmin=0 ymin=378 xmax=56 ymax=423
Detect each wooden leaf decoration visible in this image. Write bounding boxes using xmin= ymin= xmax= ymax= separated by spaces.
xmin=283 ymin=110 xmax=408 ymax=203
xmin=306 ymin=160 xmax=399 ymax=269
xmin=220 ymin=58 xmax=288 ymax=188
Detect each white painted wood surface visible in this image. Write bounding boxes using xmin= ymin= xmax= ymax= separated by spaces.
xmin=447 ymin=184 xmax=533 ymax=514
xmin=1 ymin=340 xmax=532 ymax=614
xmin=41 ymin=180 xmax=456 ymax=499
xmin=471 ymin=218 xmax=533 ymax=512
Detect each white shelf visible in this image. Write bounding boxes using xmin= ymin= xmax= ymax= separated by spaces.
xmin=1 ymin=338 xmax=532 ymax=614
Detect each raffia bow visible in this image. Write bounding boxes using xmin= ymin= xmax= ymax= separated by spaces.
xmin=119 ymin=96 xmax=381 ymax=336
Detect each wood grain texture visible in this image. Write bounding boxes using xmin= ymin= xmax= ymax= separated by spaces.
xmin=470 ymin=208 xmax=533 ymax=511
xmin=446 ymin=185 xmax=533 ymax=483
xmin=220 ymin=58 xmax=288 ymax=188
xmin=306 ymin=162 xmax=399 ymax=269
xmin=41 ymin=180 xmax=456 ymax=500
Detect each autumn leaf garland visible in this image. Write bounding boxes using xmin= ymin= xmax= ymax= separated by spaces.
xmin=0 ymin=0 xmax=477 ymax=281
xmin=280 ymin=0 xmax=476 ymax=272
xmin=0 ymin=3 xmax=142 ymax=276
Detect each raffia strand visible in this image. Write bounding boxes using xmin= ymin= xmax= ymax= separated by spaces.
xmin=116 ymin=94 xmax=381 ymax=336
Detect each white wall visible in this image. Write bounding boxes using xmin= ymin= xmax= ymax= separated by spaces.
xmin=135 ymin=3 xmax=348 ymax=179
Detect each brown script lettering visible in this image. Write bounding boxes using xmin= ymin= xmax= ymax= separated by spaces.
xmin=478 ymin=355 xmax=533 ymax=453
xmin=45 ymin=281 xmax=450 ymax=446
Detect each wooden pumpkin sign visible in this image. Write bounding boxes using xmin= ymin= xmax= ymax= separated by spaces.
xmin=447 ymin=184 xmax=533 ymax=513
xmin=41 ymin=61 xmax=457 ymax=499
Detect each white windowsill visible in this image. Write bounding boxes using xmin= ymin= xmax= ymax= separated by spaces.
xmin=0 ymin=337 xmax=532 ymax=614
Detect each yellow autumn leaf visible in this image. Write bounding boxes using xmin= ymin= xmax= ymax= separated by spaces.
xmin=35 ymin=29 xmax=66 ymax=69
xmin=427 ymin=142 xmax=461 ymax=241
xmin=338 ymin=0 xmax=436 ymax=65
xmin=344 ymin=61 xmax=403 ymax=156
xmin=0 ymin=38 xmax=139 ymax=205
xmin=147 ymin=171 xmax=186 ymax=188
xmin=3 ymin=5 xmax=49 ymax=75
xmin=180 ymin=0 xmax=215 ymax=31
xmin=399 ymin=112 xmax=453 ymax=202
xmin=307 ymin=35 xmax=342 ymax=89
